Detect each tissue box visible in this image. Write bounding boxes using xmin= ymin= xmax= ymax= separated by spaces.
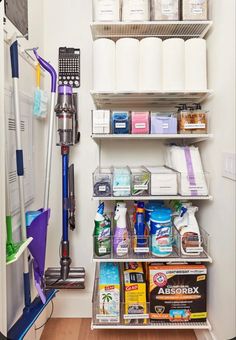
xmin=182 ymin=0 xmax=208 ymax=21
xmin=98 ymin=263 xmax=120 ymax=323
xmin=149 ymin=264 xmax=207 ymax=323
xmin=151 ymin=113 xmax=177 ymax=134
xmin=151 ymin=0 xmax=180 ymax=21
xmin=130 ymin=167 xmax=150 ymax=196
xmin=93 ymin=167 xmax=113 ymax=197
xmin=92 ymin=110 xmax=110 ymax=134
xmin=112 ymin=111 xmax=130 ymax=134
xmin=145 ymin=166 xmax=178 ymax=195
xmin=131 ymin=112 xmax=150 ymax=134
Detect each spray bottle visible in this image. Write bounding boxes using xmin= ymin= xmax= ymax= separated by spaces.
xmin=174 ymin=205 xmax=202 ymax=256
xmin=134 ymin=202 xmax=148 ymax=252
xmin=113 ymin=206 xmax=129 ymax=257
xmin=94 ymin=202 xmax=111 ymax=257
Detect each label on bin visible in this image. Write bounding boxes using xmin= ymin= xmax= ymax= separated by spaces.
xmin=159 ymin=246 xmax=172 ymax=253
xmin=96 ymin=314 xmax=119 ymax=322
xmin=123 ymin=314 xmax=149 ymax=320
xmin=186 ymin=247 xmax=203 ymax=253
xmin=134 ymin=247 xmax=149 ymax=253
xmin=98 ymin=185 xmax=106 ymax=192
xmin=99 ymin=246 xmax=107 ymax=254
xmin=184 ymin=123 xmax=206 ymax=129
xmin=115 ymin=123 xmax=126 ymax=128
xmin=135 ymin=123 xmax=146 ymax=129
xmin=162 ymin=123 xmax=169 ymax=129
xmin=113 ymin=186 xmax=130 ymax=191
xmin=134 ymin=184 xmax=148 ymax=190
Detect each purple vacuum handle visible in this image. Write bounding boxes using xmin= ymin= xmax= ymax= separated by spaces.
xmin=33 ymin=48 xmax=57 ymax=93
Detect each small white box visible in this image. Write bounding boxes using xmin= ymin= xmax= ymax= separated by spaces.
xmin=145 ymin=166 xmax=178 ymax=195
xmin=92 ymin=110 xmax=110 ymax=134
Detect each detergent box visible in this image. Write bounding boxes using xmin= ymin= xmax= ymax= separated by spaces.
xmin=98 ymin=263 xmax=120 ymax=323
xmin=123 ymin=262 xmax=147 ymax=324
xmin=149 ymin=264 xmax=207 ymax=323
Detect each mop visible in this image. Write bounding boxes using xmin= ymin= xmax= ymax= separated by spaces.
xmin=7 ymin=41 xmax=57 ymax=340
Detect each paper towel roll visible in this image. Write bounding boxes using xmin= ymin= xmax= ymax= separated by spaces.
xmin=163 ymin=38 xmax=185 ymax=91
xmin=93 ymin=38 xmax=116 ymax=91
xmin=185 ymin=38 xmax=207 ymax=91
xmin=139 ymin=37 xmax=162 ymax=91
xmin=116 ymin=38 xmax=139 ymax=91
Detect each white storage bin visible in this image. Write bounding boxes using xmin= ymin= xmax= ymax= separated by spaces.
xmin=182 ymin=0 xmax=208 ymax=21
xmin=145 ymin=166 xmax=178 ymax=195
xmin=93 ymin=0 xmax=121 ymax=21
xmin=92 ymin=110 xmax=110 ymax=134
xmin=122 ymin=0 xmax=150 ymax=21
xmin=151 ymin=0 xmax=180 ymax=21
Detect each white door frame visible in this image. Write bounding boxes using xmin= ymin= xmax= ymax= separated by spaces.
xmin=0 ymin=1 xmax=7 ymax=336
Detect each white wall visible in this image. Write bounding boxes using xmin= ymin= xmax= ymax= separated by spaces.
xmin=197 ymin=1 xmax=236 ymax=339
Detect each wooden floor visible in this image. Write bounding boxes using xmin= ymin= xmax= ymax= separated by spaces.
xmin=41 ymin=318 xmax=197 ymax=340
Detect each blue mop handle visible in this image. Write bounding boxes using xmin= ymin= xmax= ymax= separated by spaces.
xmin=62 ymin=153 xmax=69 ymax=242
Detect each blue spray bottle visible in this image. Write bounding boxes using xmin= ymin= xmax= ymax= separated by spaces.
xmin=134 ymin=202 xmax=148 ymax=250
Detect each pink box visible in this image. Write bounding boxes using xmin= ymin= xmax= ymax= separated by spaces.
xmin=131 ymin=112 xmax=150 ymax=134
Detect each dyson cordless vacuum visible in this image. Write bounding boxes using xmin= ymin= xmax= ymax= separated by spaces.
xmin=45 ymin=85 xmax=85 ymax=289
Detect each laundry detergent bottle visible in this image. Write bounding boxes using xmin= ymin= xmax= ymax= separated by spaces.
xmin=93 ymin=202 xmax=111 ymax=257
xmin=113 ymin=206 xmax=129 ymax=257
xmin=174 ymin=205 xmax=201 ymax=256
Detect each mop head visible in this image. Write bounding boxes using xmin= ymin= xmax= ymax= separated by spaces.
xmin=45 ymin=267 xmax=85 ymax=289
xmin=6 ymin=238 xmax=33 ymax=265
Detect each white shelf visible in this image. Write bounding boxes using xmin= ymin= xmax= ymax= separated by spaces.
xmin=91 ymin=320 xmax=212 ymax=330
xmin=91 ymin=21 xmax=213 ymax=40
xmin=93 ymin=253 xmax=213 ymax=264
xmin=91 ymin=90 xmax=213 ymax=109
xmin=92 ymin=195 xmax=213 ymax=201
xmin=92 ymin=133 xmax=213 ymax=142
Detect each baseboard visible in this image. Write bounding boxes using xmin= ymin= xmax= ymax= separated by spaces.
xmin=52 ymin=291 xmax=92 ymax=318
xmin=195 ymin=329 xmax=217 ymax=340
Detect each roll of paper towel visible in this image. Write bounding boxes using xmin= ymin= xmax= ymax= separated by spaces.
xmin=93 ymin=38 xmax=116 ymax=91
xmin=116 ymin=38 xmax=139 ymax=91
xmin=139 ymin=37 xmax=162 ymax=91
xmin=185 ymin=38 xmax=207 ymax=91
xmin=163 ymin=38 xmax=185 ymax=91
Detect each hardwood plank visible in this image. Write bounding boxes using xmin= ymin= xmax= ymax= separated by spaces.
xmin=41 ymin=318 xmax=197 ymax=340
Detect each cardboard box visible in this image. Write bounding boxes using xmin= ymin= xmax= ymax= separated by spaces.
xmin=123 ymin=263 xmax=147 ymax=324
xmin=149 ymin=264 xmax=207 ymax=323
xmin=98 ymin=263 xmax=120 ymax=323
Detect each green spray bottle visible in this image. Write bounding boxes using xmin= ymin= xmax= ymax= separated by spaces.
xmin=94 ymin=202 xmax=111 ymax=257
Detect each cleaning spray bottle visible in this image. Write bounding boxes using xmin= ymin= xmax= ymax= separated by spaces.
xmin=134 ymin=202 xmax=148 ymax=253
xmin=113 ymin=206 xmax=129 ymax=257
xmin=174 ymin=205 xmax=202 ymax=256
xmin=94 ymin=202 xmax=111 ymax=257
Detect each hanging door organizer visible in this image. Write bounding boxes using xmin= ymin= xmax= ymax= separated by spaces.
xmin=90 ymin=18 xmax=213 ymax=331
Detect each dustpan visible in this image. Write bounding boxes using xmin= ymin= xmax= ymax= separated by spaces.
xmin=26 ymin=209 xmax=50 ymax=303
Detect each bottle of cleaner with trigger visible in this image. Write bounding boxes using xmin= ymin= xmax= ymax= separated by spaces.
xmin=94 ymin=202 xmax=111 ymax=257
xmin=113 ymin=206 xmax=129 ymax=257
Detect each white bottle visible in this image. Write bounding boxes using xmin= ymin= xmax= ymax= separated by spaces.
xmin=174 ymin=206 xmax=202 ymax=256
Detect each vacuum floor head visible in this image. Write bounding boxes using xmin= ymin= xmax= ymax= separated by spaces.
xmin=45 ymin=267 xmax=85 ymax=289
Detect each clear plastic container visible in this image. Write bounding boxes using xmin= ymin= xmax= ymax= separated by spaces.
xmin=178 ymin=107 xmax=208 ymax=134
xmin=151 ymin=0 xmax=180 ymax=21
xmin=113 ymin=167 xmax=131 ymax=196
xmin=112 ymin=111 xmax=130 ymax=134
xmin=131 ymin=112 xmax=150 ymax=134
xmin=151 ymin=112 xmax=177 ymax=134
xmin=182 ymin=0 xmax=208 ymax=21
xmin=130 ymin=167 xmax=150 ymax=196
xmin=93 ymin=167 xmax=113 ymax=197
xmin=92 ymin=110 xmax=111 ymax=134
xmin=122 ymin=0 xmax=150 ymax=21
xmin=93 ymin=0 xmax=121 ymax=22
